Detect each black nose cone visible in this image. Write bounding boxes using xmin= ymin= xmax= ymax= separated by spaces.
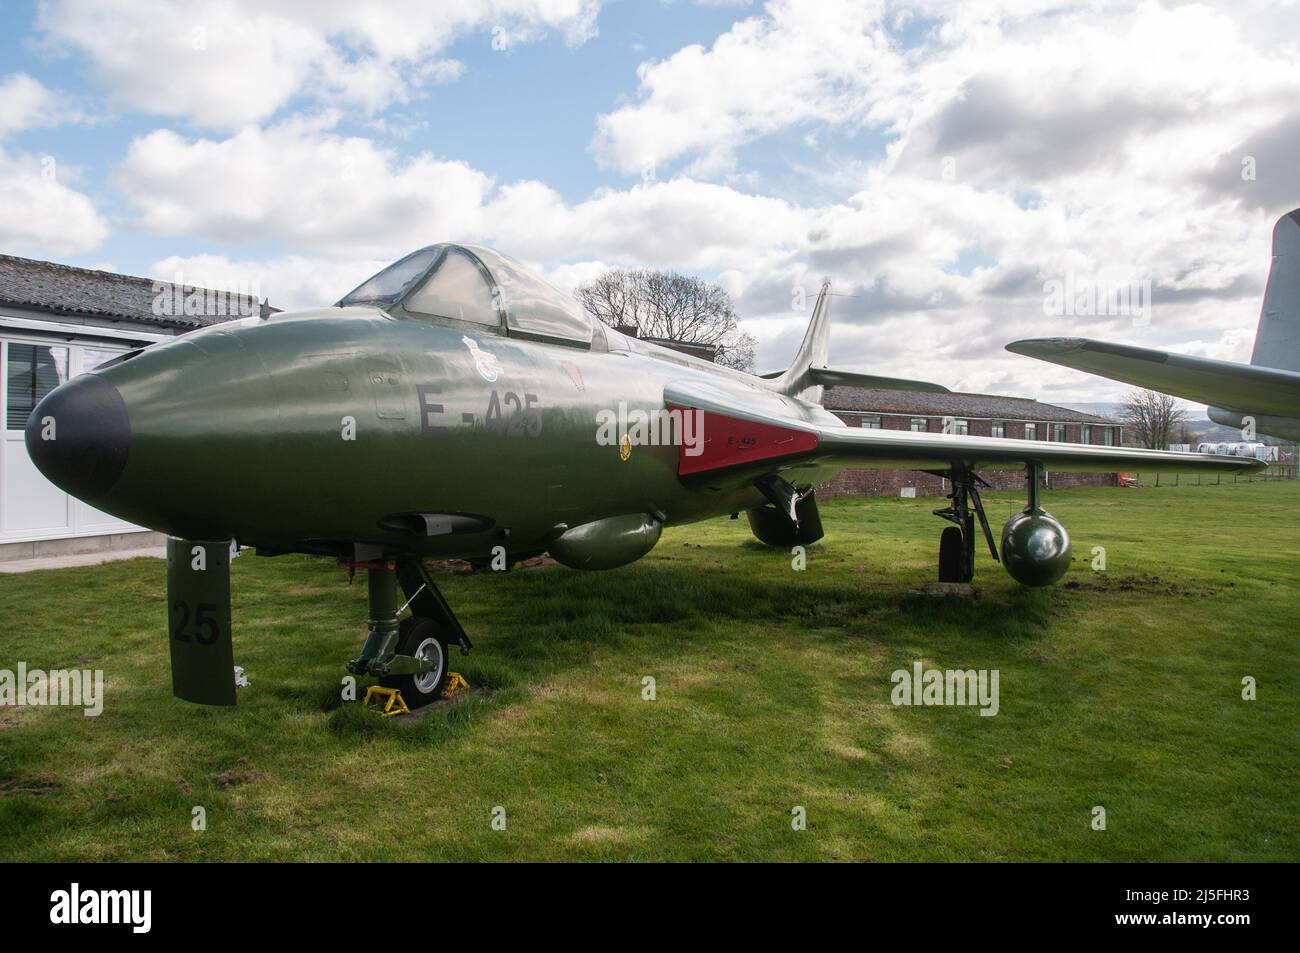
xmin=25 ymin=374 xmax=130 ymax=501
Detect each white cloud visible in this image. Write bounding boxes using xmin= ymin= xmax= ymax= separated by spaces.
xmin=484 ymin=177 xmax=809 ymax=266
xmin=0 ymin=73 xmax=70 ymax=137
xmin=115 ymin=117 xmax=812 ymax=267
xmin=593 ymin=0 xmax=899 ymax=175
xmin=0 ymin=149 xmax=109 ymax=254
xmin=115 ymin=117 xmax=495 ymax=259
xmin=542 ymin=259 xmax=615 ymax=294
xmin=594 ymin=0 xmax=1300 ymax=197
xmin=37 ymin=0 xmax=601 ymax=128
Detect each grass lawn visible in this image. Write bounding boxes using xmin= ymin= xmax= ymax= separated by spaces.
xmin=1 ymin=480 xmax=1297 ymax=861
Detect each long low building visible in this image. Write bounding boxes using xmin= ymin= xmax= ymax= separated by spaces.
xmin=817 ymin=386 xmax=1123 ymax=498
xmin=0 ymin=255 xmax=256 ymax=561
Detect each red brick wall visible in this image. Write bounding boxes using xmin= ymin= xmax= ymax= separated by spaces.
xmin=816 ymin=412 xmax=1118 ymax=499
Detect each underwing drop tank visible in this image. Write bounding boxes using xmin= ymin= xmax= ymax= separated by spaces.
xmin=548 ymin=513 xmax=663 ymax=570
xmin=999 ymin=507 xmax=1072 ymax=587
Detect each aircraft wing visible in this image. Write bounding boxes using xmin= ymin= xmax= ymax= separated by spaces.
xmin=664 ymin=381 xmax=1265 ymax=486
xmin=1005 ymin=337 xmax=1300 ymax=417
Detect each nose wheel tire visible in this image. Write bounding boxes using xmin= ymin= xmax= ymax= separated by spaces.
xmin=381 ymin=615 xmax=450 ymax=707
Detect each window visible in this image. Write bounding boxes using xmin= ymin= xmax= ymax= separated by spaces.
xmin=464 ymin=244 xmax=594 ymax=346
xmin=860 ymin=415 xmax=881 ymax=429
xmin=910 ymin=418 xmax=927 ymax=432
xmin=6 ymin=342 xmax=68 ymax=430
xmin=404 ymin=250 xmax=500 ymax=327
xmin=1050 ymin=423 xmax=1066 ymax=442
xmin=991 ymin=420 xmax=1006 ymax=438
xmin=953 ymin=419 xmax=969 ymax=436
xmin=337 ymin=246 xmax=442 ymax=307
xmin=1024 ymin=422 xmax=1038 ymax=440
xmin=1103 ymin=427 xmax=1115 ymax=446
xmin=1081 ymin=425 xmax=1092 ymax=444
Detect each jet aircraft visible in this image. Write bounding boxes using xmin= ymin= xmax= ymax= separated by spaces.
xmin=26 ymin=243 xmax=1262 ymax=707
xmin=1008 ymin=209 xmax=1300 ymax=441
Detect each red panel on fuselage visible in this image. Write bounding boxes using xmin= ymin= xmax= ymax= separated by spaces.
xmin=671 ymin=405 xmax=820 ymax=475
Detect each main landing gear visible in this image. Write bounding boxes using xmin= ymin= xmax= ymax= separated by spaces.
xmin=345 ymin=556 xmax=472 ymax=708
xmin=929 ymin=463 xmax=1073 ymax=587
xmin=931 ymin=465 xmax=1000 ymax=583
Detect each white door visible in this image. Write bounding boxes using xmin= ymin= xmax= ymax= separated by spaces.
xmin=1 ymin=338 xmax=144 ymax=543
xmin=1 ymin=340 xmax=72 ymax=537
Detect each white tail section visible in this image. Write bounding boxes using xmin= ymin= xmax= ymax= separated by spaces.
xmin=1250 ymin=209 xmax=1300 ymax=373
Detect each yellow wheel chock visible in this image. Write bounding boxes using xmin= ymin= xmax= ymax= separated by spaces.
xmin=443 ymin=672 xmax=470 ymax=699
xmin=363 ymin=685 xmax=411 ymax=717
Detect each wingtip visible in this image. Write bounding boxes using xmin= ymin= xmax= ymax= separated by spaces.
xmin=1005 ymin=337 xmax=1081 ymax=356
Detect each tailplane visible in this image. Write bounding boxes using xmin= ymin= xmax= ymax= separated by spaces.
xmin=766 ymin=281 xmax=948 ymax=402
xmin=1250 ymin=209 xmax=1300 ymax=372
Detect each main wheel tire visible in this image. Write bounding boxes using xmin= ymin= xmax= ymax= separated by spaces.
xmin=938 ymin=526 xmax=965 ymax=582
xmin=380 ymin=615 xmax=450 ymax=708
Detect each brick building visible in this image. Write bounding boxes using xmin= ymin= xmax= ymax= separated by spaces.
xmin=816 ymin=386 xmax=1122 ymax=498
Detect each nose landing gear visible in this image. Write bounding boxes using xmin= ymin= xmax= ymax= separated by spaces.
xmin=345 ymin=556 xmax=472 ymax=708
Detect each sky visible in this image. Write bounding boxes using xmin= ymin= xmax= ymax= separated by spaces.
xmin=1 ymin=0 xmax=1298 ymax=406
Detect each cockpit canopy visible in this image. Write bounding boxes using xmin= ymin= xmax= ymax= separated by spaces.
xmin=337 ymin=243 xmax=595 ymax=348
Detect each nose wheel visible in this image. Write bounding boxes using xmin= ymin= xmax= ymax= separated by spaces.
xmin=381 ymin=615 xmax=451 ymax=705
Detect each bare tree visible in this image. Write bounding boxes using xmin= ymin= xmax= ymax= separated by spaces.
xmin=575 ymin=268 xmax=757 ymax=371
xmin=1120 ymin=388 xmax=1186 ymax=449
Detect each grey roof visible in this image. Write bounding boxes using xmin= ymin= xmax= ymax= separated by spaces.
xmin=0 ymin=254 xmax=262 ymax=331
xmin=824 ymin=385 xmax=1116 ymax=424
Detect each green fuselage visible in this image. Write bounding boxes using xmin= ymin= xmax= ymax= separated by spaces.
xmin=81 ymin=307 xmax=841 ymax=561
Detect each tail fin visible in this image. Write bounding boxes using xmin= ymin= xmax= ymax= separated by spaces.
xmin=1250 ymin=209 xmax=1300 ymax=372
xmin=770 ymin=281 xmax=833 ymax=403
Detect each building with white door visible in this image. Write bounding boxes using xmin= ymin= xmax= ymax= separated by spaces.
xmin=0 ymin=255 xmax=263 ymax=561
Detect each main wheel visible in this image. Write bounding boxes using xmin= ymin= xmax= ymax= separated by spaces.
xmin=938 ymin=526 xmax=965 ymax=582
xmin=381 ymin=615 xmax=450 ymax=707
